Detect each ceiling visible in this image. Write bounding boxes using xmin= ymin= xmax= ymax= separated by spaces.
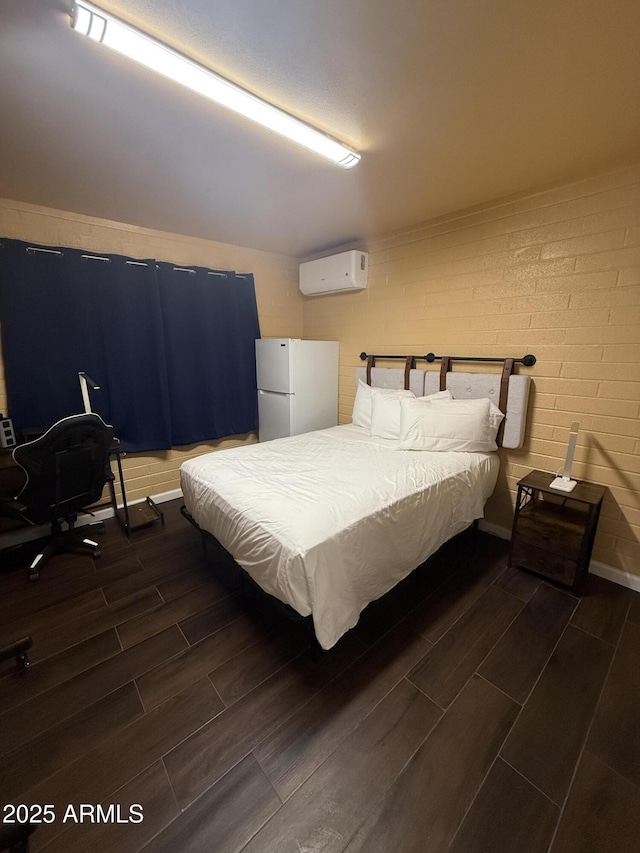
xmin=1 ymin=0 xmax=639 ymax=257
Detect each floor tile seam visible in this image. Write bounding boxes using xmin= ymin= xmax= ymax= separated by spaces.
xmin=389 ymin=552 xmax=482 ymax=645
xmin=205 ymin=673 xmax=228 ymax=710
xmin=416 ymin=566 xmax=510 ymax=646
xmin=443 ymin=749 xmax=540 ymax=853
xmin=392 ymin=563 xmax=457 ymax=628
xmin=579 ymin=748 xmax=640 ymax=794
xmin=529 ymin=620 xmax=624 ymax=851
xmin=16 ymin=677 xmax=229 ymax=827
xmin=543 ymin=743 xmax=595 ymax=851
xmin=492 ymin=673 xmax=561 ymax=804
xmin=0 ymin=590 xmax=109 ymax=653
xmin=235 ymin=766 xmax=287 ymax=853
xmin=345 ymin=620 xmax=515 ymax=853
xmin=207 ymin=642 xmax=310 ymax=709
xmin=474 ymin=672 xmax=524 ymax=708
xmin=102 ymin=568 xmax=185 ymax=604
xmin=138 ymin=616 xmax=279 ymax=711
xmin=33 ymin=585 xmax=165 ymax=650
xmin=409 ymin=586 xmax=525 ymax=709
xmin=0 ymin=566 xmax=101 ymax=615
xmin=3 ymin=679 xmax=147 ymax=805
xmin=132 ymin=675 xmax=148 ymax=714
xmin=179 ymin=600 xmax=249 ymax=647
xmin=117 ymin=584 xmax=227 ymax=646
xmin=250 ymin=669 xmax=428 ymax=805
xmin=158 ymin=669 xmax=336 ymax=801
xmin=270 ymin=686 xmax=444 ymax=853
xmin=155 ymin=575 xmax=230 ymax=606
xmin=499 ymin=753 xmax=563 ymax=808
xmin=569 ymin=594 xmax=631 ymax=646
xmin=236 ymin=665 xmax=367 ymax=790
xmin=562 ymin=623 xmax=633 ymax=801
xmin=160 ymin=748 xmax=286 ymax=846
xmin=0 ymin=629 xmax=192 ymax=757
xmin=0 ymin=628 xmax=123 ymax=716
xmin=37 ymin=756 xmax=178 ymax=853
xmin=0 ymin=658 xmax=142 ymax=757
xmin=161 ymin=754 xmax=183 ymax=814
xmin=130 ymin=758 xmax=183 ymax=853
xmin=151 ymin=685 xmax=228 ymax=769
xmin=497 ymin=614 xmax=582 ymax=712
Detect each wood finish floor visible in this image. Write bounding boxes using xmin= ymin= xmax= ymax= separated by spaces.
xmin=1 ymin=499 xmax=639 ymax=853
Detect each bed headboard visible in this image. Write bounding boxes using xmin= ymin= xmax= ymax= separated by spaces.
xmin=356 ymin=352 xmax=534 ymax=449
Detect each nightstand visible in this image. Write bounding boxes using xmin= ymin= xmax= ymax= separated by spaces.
xmin=509 ymin=470 xmax=608 ymax=589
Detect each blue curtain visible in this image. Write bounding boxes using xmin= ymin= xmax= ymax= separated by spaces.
xmin=157 ymin=264 xmax=260 ymax=445
xmin=0 ymin=239 xmax=260 ymax=452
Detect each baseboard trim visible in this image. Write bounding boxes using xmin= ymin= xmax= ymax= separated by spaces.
xmin=477 ymin=519 xmax=640 ymax=593
xmin=588 ymin=560 xmax=640 ymax=594
xmin=477 ymin=520 xmax=511 ymax=541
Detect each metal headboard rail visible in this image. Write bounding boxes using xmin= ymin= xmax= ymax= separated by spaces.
xmin=358 ymin=352 xmax=536 ymax=366
xmin=424 ymin=353 xmax=537 ymax=366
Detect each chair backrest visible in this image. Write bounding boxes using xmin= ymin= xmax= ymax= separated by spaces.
xmin=13 ymin=413 xmax=114 ymax=525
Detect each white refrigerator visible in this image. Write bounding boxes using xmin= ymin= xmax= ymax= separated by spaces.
xmin=255 ymin=338 xmax=339 ymax=441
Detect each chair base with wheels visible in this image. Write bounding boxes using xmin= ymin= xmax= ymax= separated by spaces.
xmin=28 ymin=516 xmax=106 ymax=581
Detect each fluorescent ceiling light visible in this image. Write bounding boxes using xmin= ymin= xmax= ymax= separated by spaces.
xmin=70 ymin=2 xmax=361 ymax=169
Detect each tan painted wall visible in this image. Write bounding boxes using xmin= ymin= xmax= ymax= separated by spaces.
xmin=303 ymin=164 xmax=640 ymax=578
xmin=0 ymin=198 xmax=303 ymax=504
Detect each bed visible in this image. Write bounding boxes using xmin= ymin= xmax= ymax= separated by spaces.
xmin=181 ymin=353 xmax=533 ymax=649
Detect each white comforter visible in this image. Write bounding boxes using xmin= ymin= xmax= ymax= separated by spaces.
xmin=180 ymin=424 xmax=499 ymax=649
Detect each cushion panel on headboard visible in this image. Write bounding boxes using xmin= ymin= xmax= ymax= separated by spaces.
xmin=445 ymin=372 xmax=501 ymax=404
xmin=355 ymin=367 xmax=425 ymax=396
xmin=423 ymin=372 xmax=441 ymax=395
xmin=502 ymin=375 xmax=531 ymax=449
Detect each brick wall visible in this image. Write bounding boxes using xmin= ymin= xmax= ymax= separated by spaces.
xmin=0 ymin=198 xmax=303 ymax=504
xmin=303 ymin=164 xmax=640 ymax=578
xmin=2 ymin=164 xmax=639 ymax=579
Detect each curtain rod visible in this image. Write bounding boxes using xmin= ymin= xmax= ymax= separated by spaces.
xmin=16 ymin=245 xmax=246 ymax=277
xmin=359 ymin=352 xmax=537 ymax=366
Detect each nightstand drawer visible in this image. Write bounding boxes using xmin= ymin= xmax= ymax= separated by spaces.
xmin=509 ymin=539 xmax=579 ymax=587
xmin=514 ymin=509 xmax=583 ymax=559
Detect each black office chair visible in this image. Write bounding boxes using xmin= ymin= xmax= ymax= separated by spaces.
xmin=2 ymin=413 xmax=114 ymax=581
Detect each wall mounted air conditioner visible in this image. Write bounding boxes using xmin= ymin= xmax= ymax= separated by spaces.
xmin=299 ymin=250 xmax=368 ymax=296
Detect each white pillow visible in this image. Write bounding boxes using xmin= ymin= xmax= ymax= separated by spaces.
xmin=370 ymin=387 xmax=416 ymax=439
xmin=417 ymin=390 xmax=453 ymax=403
xmin=352 ymin=379 xmax=413 ymax=431
xmin=431 ymin=396 xmax=504 ymax=442
xmin=398 ymin=396 xmax=501 ymax=452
